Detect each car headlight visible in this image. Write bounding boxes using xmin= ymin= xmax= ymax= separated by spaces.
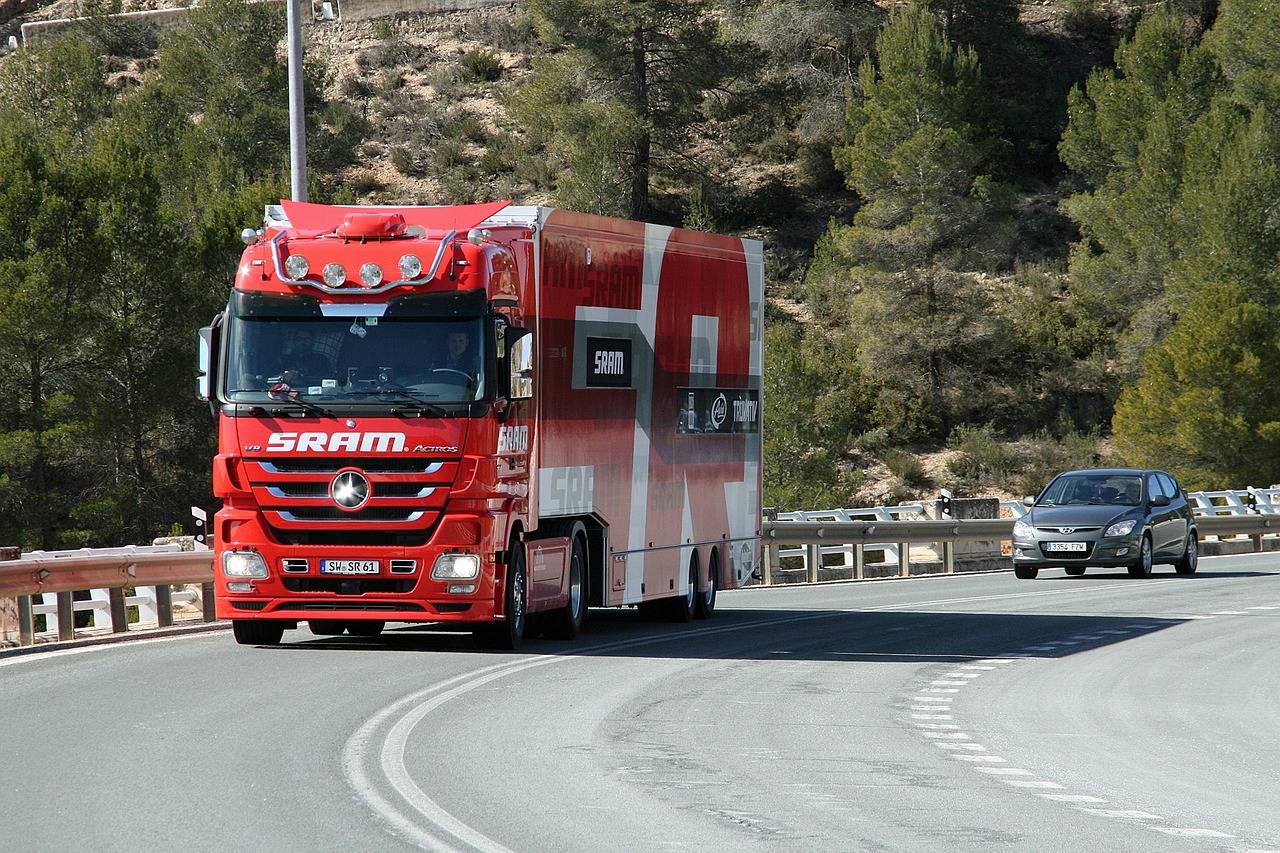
xmin=1105 ymin=520 xmax=1137 ymax=537
xmin=222 ymin=550 xmax=269 ymax=579
xmin=1013 ymin=519 xmax=1034 ymax=540
xmin=432 ymin=553 xmax=480 ymax=580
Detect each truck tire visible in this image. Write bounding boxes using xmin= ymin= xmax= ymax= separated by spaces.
xmin=695 ymin=552 xmax=717 ymax=619
xmin=347 ymin=621 xmax=385 ymax=637
xmin=232 ymin=620 xmax=285 ymax=645
xmin=308 ymin=619 xmax=346 ymax=636
xmin=547 ymin=537 xmax=587 ymax=640
xmin=475 ymin=545 xmax=527 ymax=651
xmin=667 ymin=556 xmax=697 ymax=623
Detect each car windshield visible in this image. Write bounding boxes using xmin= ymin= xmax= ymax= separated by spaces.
xmin=224 ymin=314 xmax=485 ymax=404
xmin=1039 ymin=474 xmax=1143 ymax=506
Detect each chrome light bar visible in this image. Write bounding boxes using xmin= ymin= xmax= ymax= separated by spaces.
xmin=269 ymin=229 xmax=457 ymax=295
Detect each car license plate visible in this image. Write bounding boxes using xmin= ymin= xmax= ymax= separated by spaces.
xmin=1043 ymin=542 xmax=1087 ymax=552
xmin=320 ymin=559 xmax=380 ymax=575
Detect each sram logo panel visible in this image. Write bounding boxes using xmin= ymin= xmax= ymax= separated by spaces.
xmin=585 ymin=337 xmax=633 ymax=388
xmin=263 ymin=432 xmax=406 ymax=453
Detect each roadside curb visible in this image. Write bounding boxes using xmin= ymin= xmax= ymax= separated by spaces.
xmin=0 ymin=621 xmax=230 ymax=661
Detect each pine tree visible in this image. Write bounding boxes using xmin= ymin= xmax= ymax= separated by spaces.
xmin=1113 ymin=282 xmax=1280 ymax=489
xmin=827 ymin=3 xmax=1012 ymax=438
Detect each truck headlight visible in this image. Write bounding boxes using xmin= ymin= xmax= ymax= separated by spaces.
xmin=223 ymin=550 xmax=269 ymax=579
xmin=1105 ymin=520 xmax=1137 ymax=537
xmin=1013 ymin=519 xmax=1034 ymax=540
xmin=432 ymin=553 xmax=480 ymax=579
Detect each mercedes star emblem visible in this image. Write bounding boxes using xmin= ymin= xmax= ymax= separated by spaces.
xmin=331 ymin=470 xmax=370 ymax=510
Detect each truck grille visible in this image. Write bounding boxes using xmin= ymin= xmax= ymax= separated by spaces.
xmin=247 ymin=455 xmax=455 ymax=547
xmin=283 ymin=578 xmax=416 ymax=594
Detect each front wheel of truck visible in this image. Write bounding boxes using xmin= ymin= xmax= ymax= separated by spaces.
xmin=232 ymin=620 xmax=285 ymax=646
xmin=475 ymin=545 xmax=527 ymax=651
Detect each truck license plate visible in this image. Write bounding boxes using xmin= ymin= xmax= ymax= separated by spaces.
xmin=320 ymin=559 xmax=380 ymax=574
xmin=1043 ymin=542 xmax=1087 ymax=552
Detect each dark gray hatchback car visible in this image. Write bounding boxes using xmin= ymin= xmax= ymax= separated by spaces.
xmin=1012 ymin=468 xmax=1198 ymax=579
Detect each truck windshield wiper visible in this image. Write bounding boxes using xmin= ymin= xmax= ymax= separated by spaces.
xmin=363 ymin=387 xmax=452 ymax=418
xmin=227 ymin=387 xmax=332 ymax=418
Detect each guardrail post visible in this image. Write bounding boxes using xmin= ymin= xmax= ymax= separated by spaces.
xmin=806 ymin=543 xmax=820 ymax=583
xmin=898 ymin=543 xmax=909 ymax=577
xmin=201 ymin=582 xmax=216 ymax=622
xmin=56 ymin=591 xmax=74 ymax=641
xmin=943 ymin=541 xmax=955 ymax=573
xmin=18 ymin=595 xmax=34 ymax=646
xmin=155 ymin=584 xmax=174 ymax=628
xmin=109 ymin=588 xmax=128 ymax=633
xmin=854 ymin=543 xmax=864 ymax=580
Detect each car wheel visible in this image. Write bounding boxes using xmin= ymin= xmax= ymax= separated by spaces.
xmin=346 ymin=621 xmax=384 ymax=637
xmin=1175 ymin=531 xmax=1199 ymax=575
xmin=232 ymin=620 xmax=285 ymax=645
xmin=1014 ymin=565 xmax=1038 ymax=580
xmin=546 ymin=536 xmax=587 ymax=640
xmin=1128 ymin=535 xmax=1153 ymax=577
xmin=308 ymin=619 xmax=346 ymax=636
xmin=1064 ymin=566 xmax=1086 ymax=576
xmin=475 ymin=543 xmax=527 ymax=651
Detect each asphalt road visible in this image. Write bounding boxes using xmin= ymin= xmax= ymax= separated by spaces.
xmin=3 ymin=554 xmax=1278 ymax=852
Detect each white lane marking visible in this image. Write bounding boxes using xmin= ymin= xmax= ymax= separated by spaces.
xmin=931 ymin=681 xmax=969 ymax=686
xmin=913 ymin=696 xmax=953 ymax=702
xmin=923 ymin=732 xmax=970 ymax=739
xmin=935 ymin=743 xmax=985 ymax=751
xmin=1080 ymin=809 xmax=1163 ymax=820
xmin=976 ymin=659 xmax=1017 ymax=664
xmin=922 ymin=688 xmax=960 ymax=693
xmin=911 ymin=713 xmax=954 ymax=719
xmin=346 ymin=608 xmax=881 ymax=852
xmin=1005 ymin=780 xmax=1064 ymax=789
xmin=942 ymin=672 xmax=983 ymax=678
xmin=960 ymin=665 xmax=997 ymax=670
xmin=955 ymin=755 xmax=1005 ymax=763
xmin=1211 ymin=611 xmax=1247 ymax=615
xmin=914 ymin=723 xmax=960 ymax=730
xmin=1182 ymin=614 xmax=1217 ymax=619
xmin=1247 ymin=605 xmax=1278 ymax=610
xmin=975 ymin=767 xmax=1033 ymax=776
xmin=0 ymin=630 xmax=223 ymax=670
xmin=1151 ymin=827 xmax=1237 ymax=838
xmin=1039 ymin=794 xmax=1107 ymax=804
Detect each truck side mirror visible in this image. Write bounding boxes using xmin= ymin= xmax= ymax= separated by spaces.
xmin=507 ymin=328 xmax=533 ymax=400
xmin=197 ymin=325 xmax=213 ymax=401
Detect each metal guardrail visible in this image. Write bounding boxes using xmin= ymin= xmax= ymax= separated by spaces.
xmin=0 ymin=548 xmax=215 ymax=646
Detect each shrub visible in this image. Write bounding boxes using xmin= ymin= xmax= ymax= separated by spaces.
xmin=459 ymin=47 xmax=503 ymax=83
xmin=431 ymin=138 xmax=469 ymax=170
xmin=479 ymin=131 xmax=522 ymax=174
xmin=884 ymin=449 xmax=928 ymax=487
xmin=444 ymin=109 xmax=487 ymax=144
xmin=425 ymin=65 xmax=460 ymax=99
xmin=349 ymin=171 xmax=383 ymax=195
xmin=390 ymin=146 xmax=416 ymax=176
xmin=474 ymin=10 xmax=537 ymax=51
xmin=947 ymin=424 xmax=1019 ymax=492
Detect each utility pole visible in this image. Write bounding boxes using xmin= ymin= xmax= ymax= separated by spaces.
xmin=286 ymin=0 xmax=308 ymax=202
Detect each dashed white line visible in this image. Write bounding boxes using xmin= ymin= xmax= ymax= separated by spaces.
xmin=923 ymin=732 xmax=970 ymax=739
xmin=921 ymin=688 xmax=960 ymax=693
xmin=1151 ymin=827 xmax=1237 ymax=839
xmin=930 ymin=680 xmax=969 ymax=686
xmin=1080 ymin=808 xmax=1163 ymax=820
xmin=1004 ymin=780 xmax=1064 ymax=789
xmin=934 ymin=742 xmax=985 ymax=751
xmin=1211 ymin=611 xmax=1247 ymax=615
xmin=954 ymin=755 xmax=1005 ymax=763
xmin=975 ymin=767 xmax=1033 ymax=776
xmin=911 ymin=714 xmax=954 ymax=720
xmin=1039 ymin=794 xmax=1107 ymax=804
xmin=912 ymin=696 xmax=953 ymax=702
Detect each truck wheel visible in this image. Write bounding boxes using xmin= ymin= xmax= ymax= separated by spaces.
xmin=308 ymin=619 xmax=346 ymax=636
xmin=232 ymin=620 xmax=285 ymax=645
xmin=475 ymin=545 xmax=527 ymax=651
xmin=695 ymin=553 xmax=717 ymax=619
xmin=347 ymin=621 xmax=385 ymax=637
xmin=668 ymin=557 xmax=697 ymax=623
xmin=547 ymin=537 xmax=587 ymax=640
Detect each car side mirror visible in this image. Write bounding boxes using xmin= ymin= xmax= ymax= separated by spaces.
xmin=1151 ymin=495 xmax=1170 ymax=508
xmin=1022 ymin=496 xmax=1035 ymax=507
xmin=506 ymin=328 xmax=532 ymax=401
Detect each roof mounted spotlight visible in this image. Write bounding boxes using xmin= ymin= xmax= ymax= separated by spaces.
xmin=240 ymin=227 xmax=258 ymax=246
xmin=467 ymin=228 xmax=493 ymax=246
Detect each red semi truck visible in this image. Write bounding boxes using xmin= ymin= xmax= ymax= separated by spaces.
xmin=196 ymin=201 xmax=763 ymax=649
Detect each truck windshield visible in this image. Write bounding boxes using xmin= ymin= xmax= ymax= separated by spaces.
xmin=224 ymin=314 xmax=485 ymax=404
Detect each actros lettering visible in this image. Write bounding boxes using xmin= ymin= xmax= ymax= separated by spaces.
xmin=265 ymin=432 xmax=406 ymax=453
xmin=593 ymin=351 xmax=626 ymax=375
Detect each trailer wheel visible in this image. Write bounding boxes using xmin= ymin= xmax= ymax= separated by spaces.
xmin=695 ymin=551 xmax=718 ymax=619
xmin=667 ymin=555 xmax=697 ymax=623
xmin=475 ymin=544 xmax=527 ymax=651
xmin=232 ymin=620 xmax=285 ymax=646
xmin=547 ymin=537 xmax=587 ymax=640
xmin=308 ymin=620 xmax=346 ymax=636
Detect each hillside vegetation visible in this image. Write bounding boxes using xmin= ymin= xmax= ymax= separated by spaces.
xmin=0 ymin=0 xmax=1276 ymax=547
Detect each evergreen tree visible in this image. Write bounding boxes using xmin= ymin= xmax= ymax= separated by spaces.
xmin=827 ymin=3 xmax=1012 ymax=438
xmin=514 ymin=0 xmax=741 ymax=219
xmin=1113 ymin=283 xmax=1280 ymax=489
